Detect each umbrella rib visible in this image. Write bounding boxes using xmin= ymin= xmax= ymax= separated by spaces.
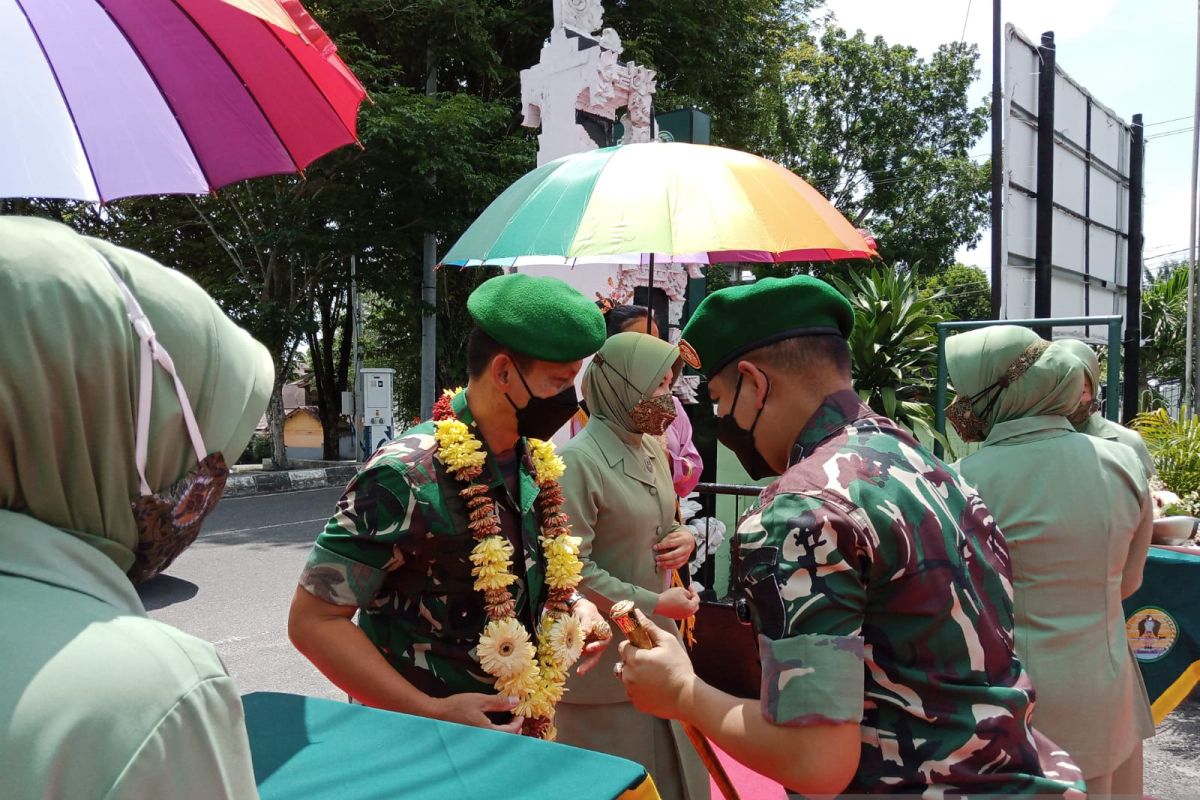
xmin=256 ymin=15 xmax=363 ymax=154
xmin=166 ymin=0 xmax=304 ymax=177
xmin=90 ymin=0 xmax=216 ymax=192
xmin=12 ymin=0 xmax=103 ymax=202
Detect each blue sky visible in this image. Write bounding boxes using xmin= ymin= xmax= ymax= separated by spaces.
xmin=820 ymin=0 xmax=1194 ymax=274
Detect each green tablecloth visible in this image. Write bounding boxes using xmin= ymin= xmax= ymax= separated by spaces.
xmin=243 ymin=693 xmax=659 ymax=800
xmin=1122 ymin=546 xmax=1200 ymax=723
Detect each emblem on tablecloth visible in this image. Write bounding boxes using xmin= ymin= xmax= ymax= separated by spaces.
xmin=1126 ymin=606 xmax=1179 ymax=662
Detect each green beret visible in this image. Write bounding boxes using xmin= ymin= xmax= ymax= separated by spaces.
xmin=468 ymin=273 xmax=606 ymax=362
xmin=679 ymin=275 xmax=854 ymax=377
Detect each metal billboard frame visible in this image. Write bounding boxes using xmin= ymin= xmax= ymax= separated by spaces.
xmin=1002 ymin=26 xmax=1135 ymax=344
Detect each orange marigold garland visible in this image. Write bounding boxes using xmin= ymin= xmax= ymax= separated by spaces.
xmin=433 ymin=387 xmax=583 ymax=739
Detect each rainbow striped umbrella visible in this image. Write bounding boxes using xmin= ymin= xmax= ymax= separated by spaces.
xmin=442 ymin=143 xmax=874 ymax=267
xmin=0 ymin=0 xmax=366 ymax=203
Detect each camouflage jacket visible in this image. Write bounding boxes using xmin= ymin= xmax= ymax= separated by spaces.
xmin=736 ymin=390 xmax=1083 ymax=796
xmin=298 ymin=390 xmax=547 ymax=696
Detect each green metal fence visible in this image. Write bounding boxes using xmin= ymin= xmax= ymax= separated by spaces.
xmin=933 ymin=316 xmax=1123 ymax=458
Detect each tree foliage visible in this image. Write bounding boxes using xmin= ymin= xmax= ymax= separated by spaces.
xmin=766 ymin=23 xmax=989 ymax=274
xmin=1140 ymin=262 xmax=1189 ymax=397
xmin=920 ymin=263 xmax=992 ymax=321
xmin=829 ymin=265 xmax=949 ymax=450
xmin=9 ymin=0 xmax=996 ymax=460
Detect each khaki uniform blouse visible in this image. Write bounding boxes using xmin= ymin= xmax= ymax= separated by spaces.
xmin=956 ymin=416 xmax=1155 ymax=777
xmin=558 ymin=417 xmax=688 ymax=704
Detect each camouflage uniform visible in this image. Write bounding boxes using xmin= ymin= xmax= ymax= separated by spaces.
xmin=298 ymin=391 xmax=546 ymax=696
xmin=736 ymin=390 xmax=1083 ymax=795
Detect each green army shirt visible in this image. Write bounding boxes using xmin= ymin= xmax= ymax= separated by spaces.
xmin=299 ymin=390 xmax=547 ymax=696
xmin=735 ymin=390 xmax=1083 ymax=795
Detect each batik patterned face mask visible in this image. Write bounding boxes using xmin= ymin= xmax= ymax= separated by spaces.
xmin=1066 ymin=399 xmax=1097 ymax=427
xmin=630 ymin=393 xmax=677 ymax=436
xmin=593 ymin=352 xmax=677 ymax=436
xmin=97 ymin=253 xmax=226 ymax=584
xmin=946 ymin=340 xmax=1049 ymax=443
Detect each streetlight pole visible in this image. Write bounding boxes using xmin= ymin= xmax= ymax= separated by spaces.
xmin=1187 ymin=0 xmax=1200 ymax=412
xmin=990 ymin=0 xmax=1004 ymax=318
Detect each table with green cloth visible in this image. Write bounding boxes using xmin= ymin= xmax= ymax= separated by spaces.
xmin=242 ymin=692 xmax=660 ymax=800
xmin=1123 ymin=545 xmax=1200 ymax=723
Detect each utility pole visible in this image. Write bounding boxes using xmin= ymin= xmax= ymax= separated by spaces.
xmin=990 ymin=0 xmax=1004 ymax=318
xmin=420 ymin=51 xmax=438 ymax=419
xmin=1188 ymin=0 xmax=1200 ymax=413
xmin=350 ymin=254 xmax=361 ymax=460
xmin=1033 ymin=31 xmax=1056 ymax=339
xmin=1124 ymin=115 xmax=1145 ymax=423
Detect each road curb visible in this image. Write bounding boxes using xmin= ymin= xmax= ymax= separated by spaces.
xmin=225 ymin=464 xmax=359 ymax=497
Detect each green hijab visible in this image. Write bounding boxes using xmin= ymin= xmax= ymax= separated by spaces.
xmin=0 ymin=217 xmax=274 ymax=572
xmin=1056 ymin=338 xmax=1100 ymax=392
xmin=945 ymin=325 xmax=1084 ymax=437
xmin=583 ymin=332 xmax=679 ymax=435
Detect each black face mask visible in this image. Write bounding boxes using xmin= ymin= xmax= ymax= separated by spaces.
xmin=715 ymin=373 xmax=776 ymax=480
xmin=505 ymin=362 xmax=580 ymax=441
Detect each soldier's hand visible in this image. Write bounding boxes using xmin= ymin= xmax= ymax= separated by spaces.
xmin=654 ymin=586 xmax=700 ymax=620
xmin=571 ymin=596 xmax=610 ymax=676
xmin=618 ymin=610 xmax=696 ymax=720
xmin=654 ymin=528 xmax=696 ymax=571
xmin=434 ymin=693 xmax=524 ymax=733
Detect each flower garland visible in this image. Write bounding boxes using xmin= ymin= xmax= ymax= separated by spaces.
xmin=433 ymin=388 xmax=585 ymax=740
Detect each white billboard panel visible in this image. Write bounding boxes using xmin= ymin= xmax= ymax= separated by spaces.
xmin=1002 ymin=25 xmax=1131 ymax=341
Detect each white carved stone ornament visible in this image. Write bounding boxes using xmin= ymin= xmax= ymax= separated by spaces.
xmin=554 ymin=0 xmax=604 ymax=35
xmin=521 ymin=0 xmax=656 ymax=165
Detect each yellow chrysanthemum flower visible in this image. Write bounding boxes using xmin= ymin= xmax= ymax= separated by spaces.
xmin=541 ymin=534 xmax=583 ymax=588
xmin=516 ymin=682 xmax=556 ymax=720
xmin=470 ymin=536 xmax=513 ymax=567
xmin=443 ymin=386 xmax=464 ymax=399
xmin=527 ymin=438 xmax=566 ymax=483
xmin=434 ymin=419 xmax=487 ymax=473
xmin=546 ymin=615 xmax=585 ymax=667
xmin=478 ymin=617 xmax=536 ymax=679
xmin=472 ymin=563 xmax=518 ymax=591
xmin=540 ymin=534 xmax=582 ymax=558
xmin=495 ymin=662 xmax=540 ymax=697
xmin=471 ymin=536 xmax=516 ymax=591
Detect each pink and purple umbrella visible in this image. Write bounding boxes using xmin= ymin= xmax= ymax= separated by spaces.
xmin=0 ymin=0 xmax=367 ymax=203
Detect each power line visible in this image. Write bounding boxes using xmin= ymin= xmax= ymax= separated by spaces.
xmin=1147 ymin=115 xmax=1195 ymax=128
xmin=960 ymin=0 xmax=974 ymax=43
xmin=1148 ymin=126 xmax=1194 ymax=141
xmin=1146 ymin=247 xmax=1193 ymax=261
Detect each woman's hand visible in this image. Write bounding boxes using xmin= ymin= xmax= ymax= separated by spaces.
xmin=654 ymin=528 xmax=696 ymax=571
xmin=653 ymin=586 xmax=700 ymax=619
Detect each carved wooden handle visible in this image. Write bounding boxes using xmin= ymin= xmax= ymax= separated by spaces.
xmin=609 ymin=600 xmax=654 ymax=649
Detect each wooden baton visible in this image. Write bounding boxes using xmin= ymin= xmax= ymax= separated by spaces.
xmin=609 ymin=601 xmax=741 ymax=800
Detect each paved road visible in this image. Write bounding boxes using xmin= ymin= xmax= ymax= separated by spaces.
xmin=143 ymin=488 xmax=1200 ymax=798
xmin=139 ymin=486 xmax=344 ymax=702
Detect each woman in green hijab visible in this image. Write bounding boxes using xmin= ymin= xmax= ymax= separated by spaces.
xmin=0 ymin=217 xmax=273 ymax=800
xmin=946 ymin=325 xmax=1154 ymax=798
xmin=556 ymin=331 xmax=709 ymax=800
xmin=1056 ymin=338 xmax=1155 ymax=478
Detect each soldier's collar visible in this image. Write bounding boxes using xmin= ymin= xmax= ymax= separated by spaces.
xmin=789 ymin=389 xmax=872 ymax=465
xmin=451 ymin=387 xmax=473 ymax=425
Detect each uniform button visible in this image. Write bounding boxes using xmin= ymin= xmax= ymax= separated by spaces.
xmin=656 ymin=526 xmax=663 ymax=535
xmin=649 ymin=486 xmax=657 ymax=496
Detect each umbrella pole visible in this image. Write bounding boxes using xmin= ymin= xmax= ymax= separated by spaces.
xmin=647 ymin=253 xmax=656 ymax=335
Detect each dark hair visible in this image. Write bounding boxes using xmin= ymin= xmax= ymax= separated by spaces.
xmin=466 ymin=328 xmax=534 ymax=379
xmin=599 ymin=302 xmax=654 ymax=337
xmin=716 ymin=334 xmax=852 ymax=382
